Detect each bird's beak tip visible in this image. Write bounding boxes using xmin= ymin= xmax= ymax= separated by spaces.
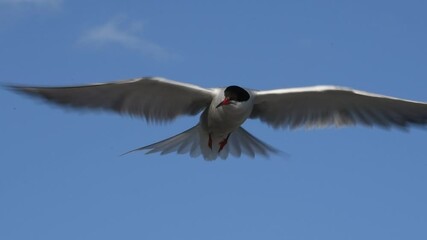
xmin=216 ymin=97 xmax=230 ymax=108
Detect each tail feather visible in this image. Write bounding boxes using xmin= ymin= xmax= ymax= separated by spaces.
xmin=219 ymin=127 xmax=281 ymax=159
xmin=123 ymin=124 xmax=280 ymax=160
xmin=122 ymin=125 xmax=200 ymax=156
xmin=238 ymin=128 xmax=273 ymax=156
xmin=228 ymin=135 xmax=242 ymax=158
xmin=190 ymin=140 xmax=201 ymax=157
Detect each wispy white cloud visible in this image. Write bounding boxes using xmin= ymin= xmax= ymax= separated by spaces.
xmin=79 ymin=17 xmax=174 ymax=60
xmin=0 ymin=0 xmax=62 ymax=8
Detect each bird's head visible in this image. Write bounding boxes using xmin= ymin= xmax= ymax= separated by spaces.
xmin=216 ymin=85 xmax=250 ymax=108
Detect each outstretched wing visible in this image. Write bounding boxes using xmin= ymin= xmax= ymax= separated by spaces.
xmin=7 ymin=77 xmax=215 ymax=123
xmin=251 ymin=86 xmax=427 ymax=129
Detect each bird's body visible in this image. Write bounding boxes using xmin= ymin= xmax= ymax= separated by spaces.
xmin=6 ymin=77 xmax=427 ymax=160
xmin=202 ymin=87 xmax=254 ymax=139
xmin=197 ymin=87 xmax=256 ymax=158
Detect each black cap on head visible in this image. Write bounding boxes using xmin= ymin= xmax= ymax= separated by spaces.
xmin=224 ymin=86 xmax=250 ymax=102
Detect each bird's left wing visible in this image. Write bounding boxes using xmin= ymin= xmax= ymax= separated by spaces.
xmin=7 ymin=77 xmax=215 ymax=123
xmin=251 ymin=86 xmax=427 ymax=129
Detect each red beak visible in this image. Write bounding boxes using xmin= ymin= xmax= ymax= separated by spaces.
xmin=216 ymin=97 xmax=231 ymax=108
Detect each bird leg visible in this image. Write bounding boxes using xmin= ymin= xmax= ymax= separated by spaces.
xmin=218 ymin=133 xmax=231 ymax=153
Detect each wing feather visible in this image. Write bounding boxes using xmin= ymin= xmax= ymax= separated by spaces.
xmin=251 ymin=86 xmax=427 ymax=129
xmin=7 ymin=77 xmax=214 ymax=123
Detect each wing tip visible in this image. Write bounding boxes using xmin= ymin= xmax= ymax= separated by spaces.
xmin=2 ymin=84 xmax=42 ymax=98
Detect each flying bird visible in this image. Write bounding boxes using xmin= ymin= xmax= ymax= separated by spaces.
xmin=7 ymin=77 xmax=427 ymax=160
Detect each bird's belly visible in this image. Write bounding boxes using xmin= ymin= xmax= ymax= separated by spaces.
xmin=203 ymin=106 xmax=250 ymax=137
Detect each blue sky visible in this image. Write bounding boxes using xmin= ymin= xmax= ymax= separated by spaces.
xmin=1 ymin=0 xmax=427 ymax=239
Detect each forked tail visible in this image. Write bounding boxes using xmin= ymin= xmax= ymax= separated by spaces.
xmin=123 ymin=124 xmax=280 ymax=160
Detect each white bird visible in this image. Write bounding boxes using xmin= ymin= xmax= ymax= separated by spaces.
xmin=7 ymin=77 xmax=427 ymax=160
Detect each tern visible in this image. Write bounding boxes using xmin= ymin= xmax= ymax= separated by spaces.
xmin=7 ymin=77 xmax=427 ymax=160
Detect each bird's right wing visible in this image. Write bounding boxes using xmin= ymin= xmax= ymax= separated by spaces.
xmin=7 ymin=77 xmax=215 ymax=123
xmin=251 ymin=85 xmax=427 ymax=129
